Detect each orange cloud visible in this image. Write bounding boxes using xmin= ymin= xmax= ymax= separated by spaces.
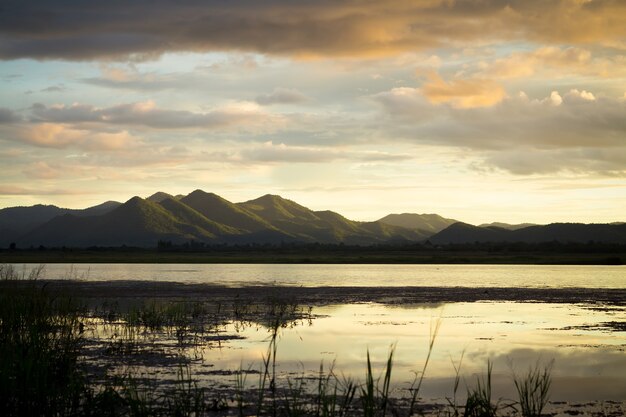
xmin=421 ymin=72 xmax=505 ymax=108
xmin=482 ymin=46 xmax=625 ymax=79
xmin=19 ymin=123 xmax=135 ymax=151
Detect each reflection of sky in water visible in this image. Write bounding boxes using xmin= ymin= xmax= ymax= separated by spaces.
xmin=21 ymin=263 xmax=626 ymax=288
xmin=207 ymin=302 xmax=625 ymax=401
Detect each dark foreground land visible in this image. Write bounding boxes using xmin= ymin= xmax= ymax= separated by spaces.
xmin=1 ymin=243 xmax=625 ymax=264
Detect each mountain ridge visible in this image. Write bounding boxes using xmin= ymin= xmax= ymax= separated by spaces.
xmin=2 ymin=191 xmax=625 ymax=248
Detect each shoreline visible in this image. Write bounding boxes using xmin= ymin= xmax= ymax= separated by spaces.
xmin=1 ymin=249 xmax=624 ymax=265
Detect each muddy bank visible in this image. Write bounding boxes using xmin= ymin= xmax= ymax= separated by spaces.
xmin=23 ymin=280 xmax=626 ymax=306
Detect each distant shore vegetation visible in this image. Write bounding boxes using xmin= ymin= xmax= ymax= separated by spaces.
xmin=1 ymin=241 xmax=624 ymax=265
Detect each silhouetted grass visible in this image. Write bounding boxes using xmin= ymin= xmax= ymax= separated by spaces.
xmin=512 ymin=360 xmax=553 ymax=417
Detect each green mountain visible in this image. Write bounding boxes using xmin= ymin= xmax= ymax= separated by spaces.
xmin=180 ymin=190 xmax=273 ymax=233
xmin=239 ymin=194 xmax=428 ymax=244
xmin=146 ymin=191 xmax=175 ymax=203
xmin=157 ymin=197 xmax=238 ymax=236
xmin=20 ymin=197 xmax=214 ymax=247
xmin=6 ymin=191 xmax=625 ymax=248
xmin=378 ymin=213 xmax=457 ymax=234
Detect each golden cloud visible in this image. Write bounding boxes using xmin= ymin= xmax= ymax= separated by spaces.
xmin=19 ymin=123 xmax=136 ymax=151
xmin=421 ymin=72 xmax=506 ymax=108
xmin=482 ymin=46 xmax=626 ymax=79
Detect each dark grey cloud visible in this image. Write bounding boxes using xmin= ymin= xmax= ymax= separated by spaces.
xmin=28 ymin=101 xmax=269 ymax=129
xmin=255 ymin=88 xmax=308 ymax=105
xmin=1 ymin=73 xmax=22 ymax=81
xmin=0 ymin=107 xmax=21 ymax=123
xmin=1 ymin=1 xmax=624 ymax=60
xmin=40 ymin=84 xmax=67 ymax=93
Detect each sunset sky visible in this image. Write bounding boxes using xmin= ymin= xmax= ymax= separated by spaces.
xmin=1 ymin=0 xmax=625 ymax=224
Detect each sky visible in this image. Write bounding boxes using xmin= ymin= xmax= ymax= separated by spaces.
xmin=1 ymin=0 xmax=625 ymax=225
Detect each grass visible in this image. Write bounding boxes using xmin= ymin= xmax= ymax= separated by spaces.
xmin=0 ymin=264 xmax=564 ymax=416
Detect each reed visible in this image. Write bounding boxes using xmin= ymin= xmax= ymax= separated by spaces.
xmin=360 ymin=344 xmax=395 ymax=417
xmin=512 ymin=360 xmax=553 ymax=417
xmin=408 ymin=317 xmax=442 ymax=415
xmin=463 ymin=360 xmax=499 ymax=417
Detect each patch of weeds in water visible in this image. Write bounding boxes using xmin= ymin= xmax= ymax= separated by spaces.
xmin=511 ymin=360 xmax=554 ymax=417
xmin=0 ymin=264 xmax=87 ymax=416
xmin=360 ymin=344 xmax=395 ymax=417
xmin=463 ymin=360 xmax=502 ymax=417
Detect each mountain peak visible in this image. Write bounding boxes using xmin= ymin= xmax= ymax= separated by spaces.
xmin=125 ymin=196 xmax=145 ymax=205
xmin=186 ymin=189 xmax=225 ymax=200
xmin=187 ymin=189 xmax=207 ymax=197
xmin=146 ymin=191 xmax=174 ymax=203
xmin=181 ymin=190 xmax=272 ymax=233
xmin=252 ymin=194 xmax=283 ymax=203
xmin=378 ymin=212 xmax=458 ymax=234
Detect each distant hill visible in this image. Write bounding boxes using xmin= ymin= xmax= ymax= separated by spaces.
xmin=8 ymin=192 xmax=427 ymax=247
xmin=238 ymin=194 xmax=428 ymax=244
xmin=378 ymin=213 xmax=458 ymax=234
xmin=479 ymin=222 xmax=537 ymax=231
xmin=3 ymin=192 xmax=625 ymax=248
xmin=0 ymin=201 xmax=121 ymax=246
xmin=430 ymin=222 xmax=626 ymax=245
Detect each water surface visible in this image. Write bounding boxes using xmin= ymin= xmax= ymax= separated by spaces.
xmin=15 ymin=263 xmax=626 ymax=288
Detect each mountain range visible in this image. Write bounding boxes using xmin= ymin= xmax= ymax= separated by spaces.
xmin=1 ymin=190 xmax=625 ymax=248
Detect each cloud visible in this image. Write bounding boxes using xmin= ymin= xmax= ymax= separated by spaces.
xmin=21 ymin=161 xmax=63 ymax=179
xmin=482 ymin=147 xmax=626 ymax=176
xmin=420 ymin=72 xmax=506 ymax=108
xmin=83 ymin=65 xmax=183 ymax=91
xmin=17 ymin=123 xmax=136 ymax=150
xmin=368 ymin=87 xmax=439 ymax=122
xmin=1 ymin=1 xmax=625 ymax=60
xmin=480 ymin=46 xmax=626 ymax=79
xmin=40 ymin=84 xmax=67 ymax=93
xmin=255 ymin=88 xmax=308 ymax=105
xmin=237 ymin=141 xmax=412 ymax=163
xmin=29 ymin=101 xmax=278 ymax=130
xmin=371 ymin=87 xmax=626 ymax=174
xmin=0 ymin=107 xmax=21 ymax=123
xmin=0 ymin=185 xmax=86 ymax=196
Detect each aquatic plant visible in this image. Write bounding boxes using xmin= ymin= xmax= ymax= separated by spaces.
xmin=512 ymin=360 xmax=554 ymax=417
xmin=360 ymin=345 xmax=395 ymax=417
xmin=463 ymin=360 xmax=499 ymax=417
xmin=408 ymin=317 xmax=442 ymax=415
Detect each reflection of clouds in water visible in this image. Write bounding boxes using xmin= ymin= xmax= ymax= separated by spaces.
xmin=221 ymin=301 xmax=626 ymax=402
xmin=445 ymin=347 xmax=626 ymax=401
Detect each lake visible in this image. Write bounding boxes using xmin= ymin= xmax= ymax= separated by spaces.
xmin=8 ymin=262 xmax=626 ymax=410
xmin=12 ymin=263 xmax=626 ymax=288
